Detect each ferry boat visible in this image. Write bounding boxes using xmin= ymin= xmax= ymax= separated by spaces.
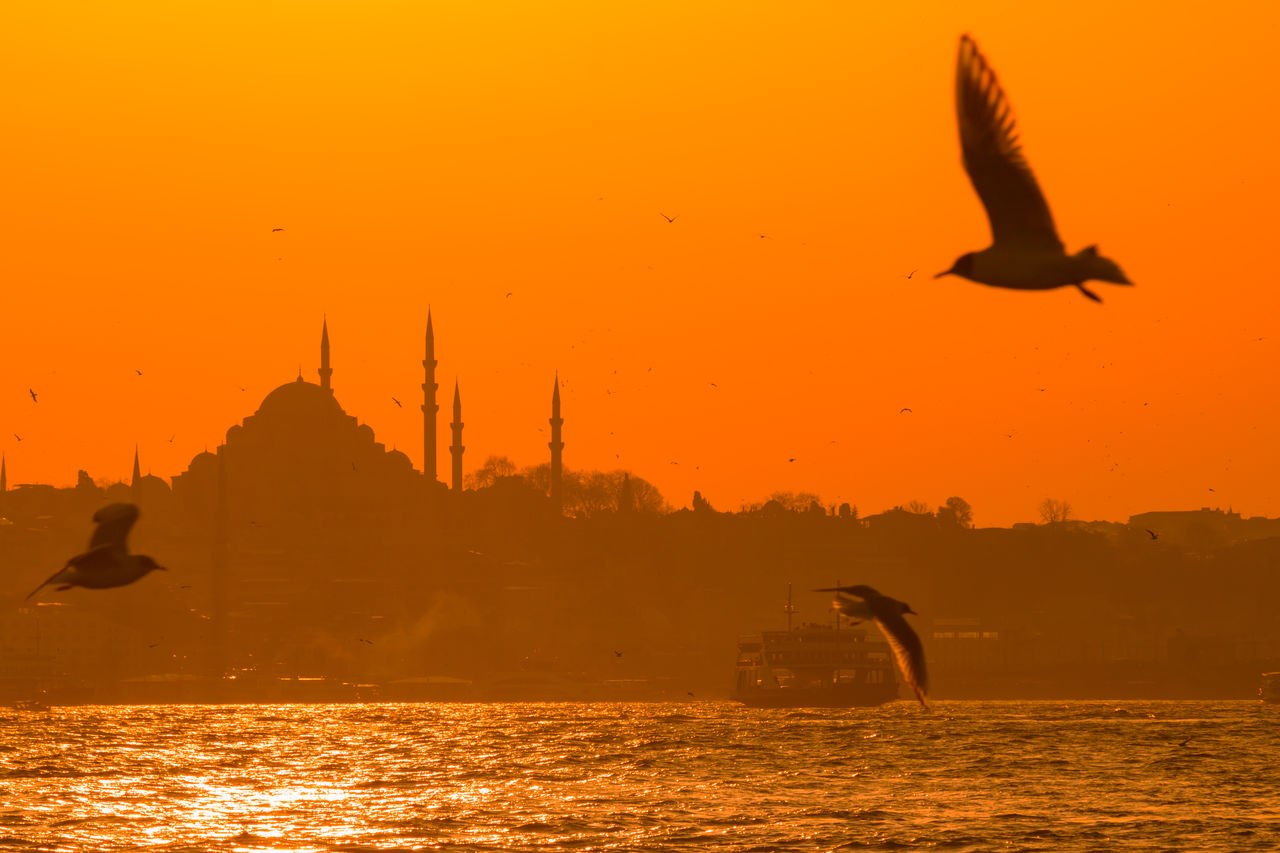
xmin=732 ymin=587 xmax=900 ymax=708
xmin=1261 ymin=672 xmax=1280 ymax=704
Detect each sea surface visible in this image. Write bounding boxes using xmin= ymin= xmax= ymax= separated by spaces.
xmin=2 ymin=700 xmax=1278 ymax=852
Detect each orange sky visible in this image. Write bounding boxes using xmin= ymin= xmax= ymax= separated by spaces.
xmin=2 ymin=0 xmax=1278 ymax=527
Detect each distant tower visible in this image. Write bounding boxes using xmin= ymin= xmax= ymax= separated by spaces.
xmin=131 ymin=446 xmax=141 ymax=502
xmin=549 ymin=373 xmax=564 ymax=514
xmin=449 ymin=380 xmax=464 ymax=491
xmin=421 ymin=310 xmax=439 ymax=482
xmin=0 ymin=453 xmax=7 ymax=516
xmin=319 ymin=315 xmax=333 ymax=394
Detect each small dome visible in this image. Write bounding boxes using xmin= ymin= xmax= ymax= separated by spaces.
xmin=138 ymin=473 xmax=170 ymax=492
xmin=387 ymin=449 xmax=412 ymax=469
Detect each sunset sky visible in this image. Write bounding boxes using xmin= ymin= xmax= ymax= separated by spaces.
xmin=1 ymin=0 xmax=1277 ymax=527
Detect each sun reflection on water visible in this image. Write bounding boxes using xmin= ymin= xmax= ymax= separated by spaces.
xmin=2 ymin=701 xmax=1278 ymax=851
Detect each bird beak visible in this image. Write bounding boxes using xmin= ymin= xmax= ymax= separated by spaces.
xmin=933 ymin=268 xmax=953 ymax=279
xmin=157 ymin=565 xmax=168 ymax=572
xmin=905 ymin=606 xmax=917 ymax=615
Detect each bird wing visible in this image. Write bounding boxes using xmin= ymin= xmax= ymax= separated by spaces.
xmin=832 ymin=594 xmax=873 ymax=622
xmin=68 ymin=544 xmax=122 ymax=573
xmin=955 ymin=34 xmax=1063 ymax=252
xmin=88 ymin=503 xmax=139 ymax=551
xmin=870 ymin=605 xmax=929 ymax=708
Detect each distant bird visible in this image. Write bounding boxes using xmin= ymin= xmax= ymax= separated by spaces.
xmin=614 ymin=650 xmax=623 ymax=657
xmin=659 ymin=212 xmax=679 ymax=223
xmin=28 ymin=389 xmax=37 ymax=403
xmin=135 ymin=369 xmax=143 ymax=376
xmin=899 ymin=408 xmax=913 ymax=414
xmin=709 ymin=382 xmax=718 ymax=388
xmin=904 ymin=269 xmax=917 ymax=279
xmin=788 ymin=457 xmax=796 ymax=463
xmin=1209 ymin=488 xmax=1215 ymax=492
xmin=1145 ymin=528 xmax=1158 ymax=540
xmin=815 ymin=584 xmax=928 ymax=708
xmin=271 ymin=227 xmax=285 ymax=232
xmin=935 ymin=35 xmax=1131 ymax=303
xmin=506 ymin=292 xmax=513 ymax=298
xmin=26 ymin=503 xmax=166 ymax=601
xmin=358 ymin=638 xmax=374 ymax=645
xmin=147 ymin=643 xmax=160 ymax=648
xmin=168 ymin=434 xmax=175 ymax=443
xmin=392 ymin=397 xmax=402 ymax=408
xmin=13 ymin=434 xmax=21 ymax=442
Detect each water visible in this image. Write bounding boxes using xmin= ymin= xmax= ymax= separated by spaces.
xmin=2 ymin=701 xmax=1278 ymax=851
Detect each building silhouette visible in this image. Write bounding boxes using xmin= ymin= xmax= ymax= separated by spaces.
xmin=169 ymin=315 xmax=562 ymax=525
xmin=550 ymin=373 xmax=564 ymax=515
xmin=422 ymin=311 xmax=438 ymax=484
xmin=450 ymin=380 xmax=464 ymax=492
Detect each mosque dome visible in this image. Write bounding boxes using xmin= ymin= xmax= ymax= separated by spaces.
xmin=257 ymin=377 xmax=343 ymax=419
xmin=387 ymin=449 xmax=412 ymax=470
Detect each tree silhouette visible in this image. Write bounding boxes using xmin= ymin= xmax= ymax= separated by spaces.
xmin=466 ymin=455 xmax=517 ymax=490
xmin=1039 ymin=498 xmax=1073 ymax=524
xmin=938 ymin=496 xmax=974 ymax=528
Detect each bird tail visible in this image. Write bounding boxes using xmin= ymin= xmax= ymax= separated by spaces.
xmin=26 ymin=565 xmax=70 ymax=601
xmin=1074 ymin=245 xmax=1132 ymax=285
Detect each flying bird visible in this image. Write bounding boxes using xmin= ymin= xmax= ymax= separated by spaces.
xmin=659 ymin=212 xmax=679 ymax=223
xmin=899 ymin=408 xmax=913 ymax=414
xmin=815 ymin=584 xmax=928 ymax=708
xmin=26 ymin=503 xmax=166 ymax=601
xmin=392 ymin=397 xmax=402 ymax=408
xmin=135 ymin=369 xmax=143 ymax=376
xmin=271 ymin=227 xmax=285 ymax=232
xmin=1145 ymin=528 xmax=1159 ymax=540
xmin=29 ymin=389 xmax=37 ymax=403
xmin=904 ymin=269 xmax=917 ymax=279
xmin=614 ymin=650 xmax=623 ymax=657
xmin=935 ymin=35 xmax=1131 ymax=303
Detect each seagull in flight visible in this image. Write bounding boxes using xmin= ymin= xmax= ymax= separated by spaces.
xmin=271 ymin=227 xmax=285 ymax=232
xmin=1145 ymin=528 xmax=1159 ymax=540
xmin=935 ymin=35 xmax=1131 ymax=303
xmin=26 ymin=503 xmax=166 ymax=601
xmin=13 ymin=433 xmax=21 ymax=442
xmin=659 ymin=212 xmax=679 ymax=223
xmin=28 ymin=389 xmax=37 ymax=403
xmin=899 ymin=407 xmax=913 ymax=414
xmin=815 ymin=584 xmax=928 ymax=708
xmin=392 ymin=397 xmax=402 ymax=408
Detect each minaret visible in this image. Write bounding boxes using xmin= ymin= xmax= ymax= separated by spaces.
xmin=0 ymin=454 xmax=7 ymax=516
xmin=449 ymin=380 xmax=464 ymax=491
xmin=131 ymin=446 xmax=141 ymax=501
xmin=421 ymin=310 xmax=439 ymax=482
xmin=319 ymin=315 xmax=333 ymax=394
xmin=549 ymin=373 xmax=564 ymax=514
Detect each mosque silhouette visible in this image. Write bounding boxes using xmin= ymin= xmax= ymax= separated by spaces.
xmin=168 ymin=313 xmax=566 ymax=526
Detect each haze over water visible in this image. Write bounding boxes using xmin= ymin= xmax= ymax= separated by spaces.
xmin=4 ymin=701 xmax=1278 ymax=852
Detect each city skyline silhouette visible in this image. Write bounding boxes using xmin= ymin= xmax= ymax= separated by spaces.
xmin=2 ymin=4 xmax=1277 ymax=528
